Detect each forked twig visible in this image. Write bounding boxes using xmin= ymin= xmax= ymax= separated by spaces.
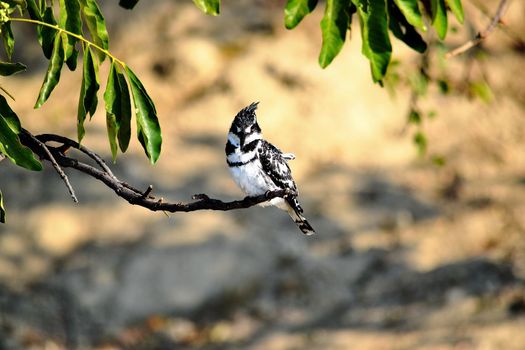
xmin=446 ymin=0 xmax=511 ymax=59
xmin=22 ymin=130 xmax=78 ymax=203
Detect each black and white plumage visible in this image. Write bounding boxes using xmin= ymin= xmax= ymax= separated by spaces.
xmin=225 ymin=102 xmax=315 ymax=235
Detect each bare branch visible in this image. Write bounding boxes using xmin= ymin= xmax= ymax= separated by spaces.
xmin=37 ymin=133 xmax=118 ymax=181
xmin=446 ymin=0 xmax=511 ymax=59
xmin=22 ymin=130 xmax=78 ymax=203
xmin=18 ymin=129 xmax=291 ymax=213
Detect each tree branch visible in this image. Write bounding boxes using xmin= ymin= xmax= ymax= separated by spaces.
xmin=23 ymin=131 xmax=78 ymax=203
xmin=18 ymin=129 xmax=292 ymax=213
xmin=446 ymin=0 xmax=511 ymax=59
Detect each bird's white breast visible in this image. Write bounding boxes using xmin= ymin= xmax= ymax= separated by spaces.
xmin=227 ymin=131 xmax=282 ymax=205
xmin=229 ymin=160 xmax=277 ymax=196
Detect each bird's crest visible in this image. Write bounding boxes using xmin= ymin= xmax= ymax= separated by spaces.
xmin=232 ymin=102 xmax=259 ymax=131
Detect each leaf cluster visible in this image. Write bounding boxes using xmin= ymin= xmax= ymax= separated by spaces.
xmin=285 ymin=0 xmax=464 ymax=84
xmin=0 ymin=0 xmax=162 ymax=222
xmin=120 ymin=0 xmax=466 ymax=83
xmin=0 ymin=0 xmax=162 ymax=168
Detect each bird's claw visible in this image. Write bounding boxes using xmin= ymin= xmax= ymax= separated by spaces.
xmin=284 ymin=189 xmax=297 ymax=198
xmin=264 ymin=189 xmax=296 ymax=199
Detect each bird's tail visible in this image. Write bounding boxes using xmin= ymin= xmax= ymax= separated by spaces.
xmin=285 ymin=197 xmax=315 ymax=235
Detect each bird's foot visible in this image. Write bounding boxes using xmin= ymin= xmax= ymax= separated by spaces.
xmin=264 ymin=190 xmax=274 ymax=200
xmin=284 ymin=189 xmax=297 ymax=198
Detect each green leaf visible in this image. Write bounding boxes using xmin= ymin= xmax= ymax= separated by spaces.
xmin=1 ymin=22 xmax=15 ymax=60
xmin=115 ymin=68 xmax=131 ymax=152
xmin=26 ymin=0 xmax=42 ymax=20
xmin=104 ymin=64 xmax=120 ymax=160
xmin=409 ymin=70 xmax=428 ymax=96
xmin=35 ymin=34 xmax=64 ymax=108
xmin=284 ymin=0 xmax=318 ymax=29
xmin=0 ymin=95 xmax=42 ymax=171
xmin=431 ymin=154 xmax=446 ymax=166
xmin=83 ymin=49 xmax=100 ymax=117
xmin=125 ymin=66 xmax=162 ymax=163
xmin=58 ymin=0 xmax=81 ymax=39
xmin=437 ymin=79 xmax=449 ymax=94
xmin=80 ymin=0 xmax=109 ymax=62
xmin=65 ymin=41 xmax=78 ymax=70
xmin=445 ymin=0 xmax=463 ymax=23
xmin=347 ymin=2 xmax=357 ymax=29
xmin=38 ymin=7 xmax=57 ymax=59
xmin=59 ymin=0 xmax=81 ymax=70
xmin=77 ymin=45 xmax=100 ymax=142
xmin=319 ymin=0 xmax=350 ymax=68
xmin=0 ymin=0 xmax=23 ymax=18
xmin=388 ymin=1 xmax=427 ymax=53
xmin=0 ymin=189 xmax=5 ymax=223
xmin=431 ymin=0 xmax=448 ymax=40
xmin=413 ymin=130 xmax=427 ymax=156
xmin=104 ymin=62 xmax=132 ymax=160
xmin=383 ymin=59 xmax=400 ymax=96
xmin=408 ymin=108 xmax=421 ymax=125
xmin=0 ymin=61 xmax=26 ymax=76
xmin=0 ymin=118 xmax=42 ymax=170
xmin=469 ymin=81 xmax=493 ymax=103
xmin=2 ymin=0 xmax=26 ymax=9
xmin=119 ymin=0 xmax=139 ymax=9
xmin=192 ymin=0 xmax=220 ymax=16
xmin=357 ymin=0 xmax=392 ymax=83
xmin=105 ymin=107 xmax=118 ymax=161
xmin=392 ymin=0 xmax=425 ymax=31
xmin=0 ymin=94 xmax=21 ymax=132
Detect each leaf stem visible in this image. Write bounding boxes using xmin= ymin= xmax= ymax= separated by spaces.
xmin=0 ymin=84 xmax=15 ymax=101
xmin=8 ymin=17 xmax=126 ymax=67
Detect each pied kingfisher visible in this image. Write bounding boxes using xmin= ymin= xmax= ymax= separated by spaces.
xmin=225 ymin=102 xmax=315 ymax=235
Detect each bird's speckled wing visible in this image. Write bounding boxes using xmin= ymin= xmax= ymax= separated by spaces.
xmin=257 ymin=140 xmax=298 ymax=194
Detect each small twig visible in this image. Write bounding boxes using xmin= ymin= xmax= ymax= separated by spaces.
xmin=38 ymin=133 xmax=118 ymax=180
xmin=9 ymin=17 xmax=126 ymax=67
xmin=22 ymin=130 xmax=78 ymax=203
xmin=141 ymin=185 xmax=153 ymax=198
xmin=446 ymin=0 xmax=511 ymax=59
xmin=467 ymin=0 xmax=524 ymax=45
xmin=50 ymin=134 xmax=114 ymax=177
xmin=120 ymin=181 xmax=145 ymax=196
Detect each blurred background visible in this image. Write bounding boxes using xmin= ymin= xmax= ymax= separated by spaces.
xmin=0 ymin=0 xmax=524 ymax=348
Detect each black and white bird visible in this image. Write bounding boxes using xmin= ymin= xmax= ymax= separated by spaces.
xmin=225 ymin=102 xmax=315 ymax=235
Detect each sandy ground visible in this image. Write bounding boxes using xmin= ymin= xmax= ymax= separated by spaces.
xmin=0 ymin=0 xmax=524 ymax=349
